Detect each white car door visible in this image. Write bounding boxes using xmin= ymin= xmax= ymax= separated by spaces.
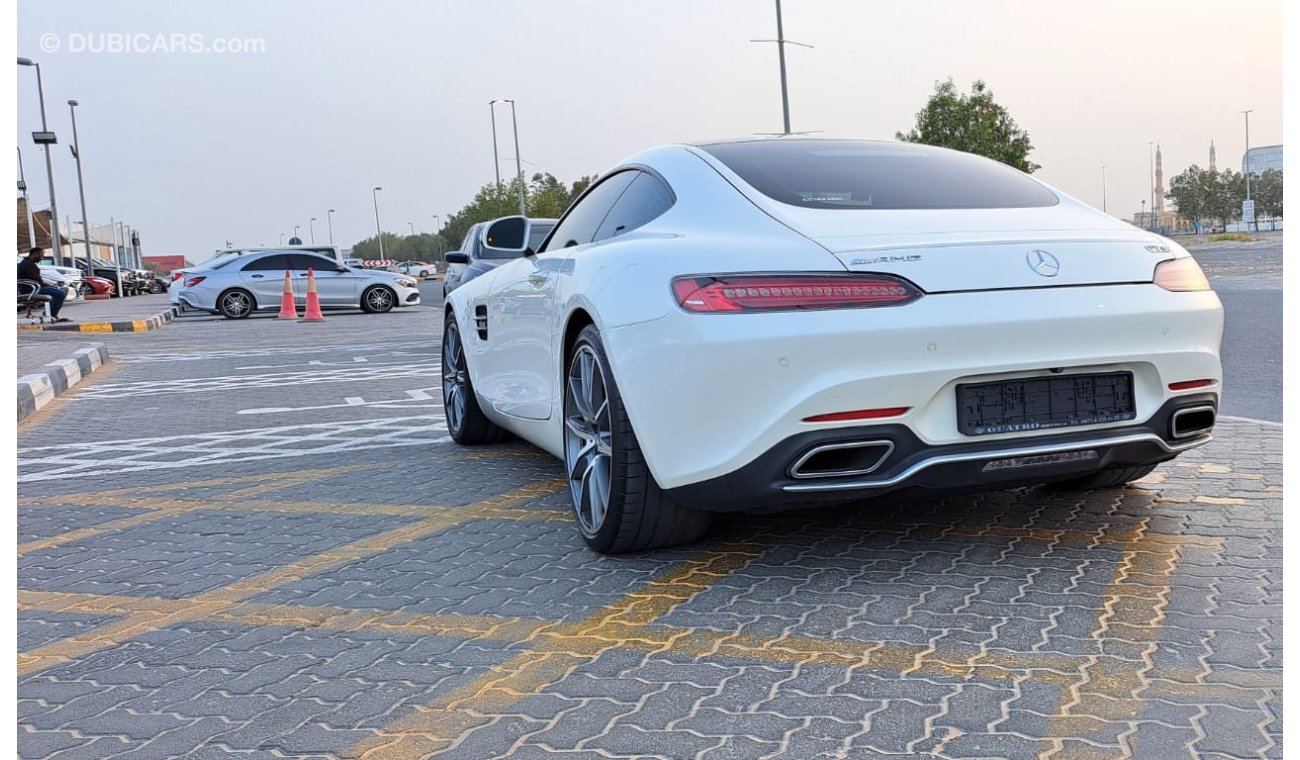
xmin=478 ymin=172 xmax=638 ymax=420
xmin=291 ymin=254 xmax=356 ymax=307
xmin=239 ymin=254 xmax=293 ymax=307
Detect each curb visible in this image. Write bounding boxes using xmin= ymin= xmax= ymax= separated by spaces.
xmin=18 ymin=343 xmax=110 ymax=423
xmin=18 ymin=305 xmax=180 ymax=333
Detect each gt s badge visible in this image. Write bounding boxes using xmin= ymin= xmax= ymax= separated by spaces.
xmin=850 ymin=254 xmax=922 ymax=265
xmin=1145 ymin=244 xmax=1171 ymax=253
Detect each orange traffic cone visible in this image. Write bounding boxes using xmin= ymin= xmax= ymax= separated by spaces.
xmin=300 ymin=268 xmax=325 ymax=322
xmin=277 ymin=269 xmax=298 ymax=319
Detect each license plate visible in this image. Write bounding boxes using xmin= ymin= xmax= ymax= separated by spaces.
xmin=957 ymin=372 xmax=1135 ymax=436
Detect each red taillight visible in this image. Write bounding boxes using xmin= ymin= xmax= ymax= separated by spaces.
xmin=1154 ymin=257 xmax=1210 ymax=292
xmin=671 ymin=274 xmax=922 ymax=313
xmin=184 ymin=276 xmax=206 ymax=287
xmin=1169 ymin=379 xmax=1213 ymax=391
xmin=804 ymin=407 xmax=910 ymax=423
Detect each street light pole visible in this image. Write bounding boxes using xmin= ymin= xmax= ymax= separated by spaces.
xmin=372 ymin=186 xmax=385 ymax=258
xmin=1148 ymin=141 xmax=1155 ymax=231
xmin=17 ymin=148 xmax=36 ymax=248
xmin=407 ymin=222 xmax=415 ymax=236
xmin=17 ymin=57 xmax=63 ymax=264
xmin=327 ymin=209 xmax=335 ymax=245
xmin=775 ymin=0 xmax=791 ymax=135
xmin=110 ymin=215 xmax=122 ymax=297
xmin=1101 ymin=165 xmax=1107 ymax=214
xmin=293 ymin=224 xmax=300 ymax=242
xmin=309 ymin=217 xmax=316 ymax=244
xmin=489 ymin=102 xmax=502 ymax=189
xmin=67 ymin=99 xmax=92 ymax=275
xmin=508 ymin=100 xmax=526 ymax=215
xmin=1241 ymin=109 xmax=1254 ymax=231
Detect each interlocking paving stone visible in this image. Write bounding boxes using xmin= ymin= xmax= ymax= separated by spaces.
xmin=18 ymin=509 xmax=415 ymax=598
xmin=16 ymin=610 xmax=119 ymax=653
xmin=252 ymin=517 xmax=701 ymax=620
xmin=14 ymin=308 xmax=1282 ymax=758
xmin=18 ymin=504 xmax=141 ymax=544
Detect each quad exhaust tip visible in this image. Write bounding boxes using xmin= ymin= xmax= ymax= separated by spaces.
xmin=790 ymin=440 xmax=895 ymax=479
xmin=1170 ymin=405 xmax=1216 ymax=439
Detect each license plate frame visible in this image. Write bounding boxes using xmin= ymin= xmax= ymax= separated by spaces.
xmin=957 ymin=372 xmax=1136 ymax=436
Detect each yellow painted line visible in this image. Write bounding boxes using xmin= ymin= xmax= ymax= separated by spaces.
xmin=1042 ymin=520 xmax=1189 ymax=757
xmin=348 ymin=535 xmax=774 ymax=759
xmin=16 ymin=481 xmax=563 ymax=677
xmin=16 ymin=466 xmax=377 ymax=555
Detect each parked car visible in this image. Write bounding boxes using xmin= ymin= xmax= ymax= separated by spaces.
xmin=175 ymin=249 xmax=421 ymax=318
xmin=53 ymin=257 xmax=143 ymax=295
xmin=82 ymin=275 xmax=116 ymax=296
xmin=36 ymin=262 xmax=86 ymax=301
xmin=441 ymin=139 xmax=1223 ymax=554
xmin=395 ymin=260 xmax=435 ymax=278
xmin=442 ymin=217 xmax=556 ymax=298
xmin=211 ymin=244 xmax=348 ymax=266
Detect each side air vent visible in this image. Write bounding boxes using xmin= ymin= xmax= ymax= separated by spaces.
xmin=474 ymin=304 xmax=488 ymax=340
xmin=789 ymin=440 xmax=894 ymax=479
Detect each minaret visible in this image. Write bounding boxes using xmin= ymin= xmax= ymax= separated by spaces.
xmin=1154 ymin=143 xmax=1165 ymax=211
xmin=1209 ymin=139 xmax=1217 ymax=171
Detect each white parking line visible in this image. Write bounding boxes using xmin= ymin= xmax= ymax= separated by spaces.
xmin=17 ymin=415 xmax=448 ymax=482
xmin=238 ymin=388 xmax=441 ymax=415
xmin=74 ymin=363 xmax=438 ymax=398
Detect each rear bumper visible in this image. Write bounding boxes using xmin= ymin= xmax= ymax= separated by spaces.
xmin=664 ymin=393 xmax=1216 ymax=512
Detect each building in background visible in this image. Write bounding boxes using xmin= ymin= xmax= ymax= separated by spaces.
xmin=142 ymin=254 xmax=191 ymax=276
xmin=1209 ymin=139 xmax=1217 ymax=171
xmin=1243 ymin=145 xmax=1283 ymax=175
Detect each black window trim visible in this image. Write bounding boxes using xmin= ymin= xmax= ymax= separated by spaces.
xmin=537 ymin=164 xmax=676 ymax=254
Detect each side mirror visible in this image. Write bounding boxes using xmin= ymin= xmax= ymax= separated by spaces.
xmin=444 ymin=251 xmax=469 ymax=265
xmin=481 ymin=216 xmax=531 ymax=256
xmin=336 ymin=265 xmax=348 ymax=273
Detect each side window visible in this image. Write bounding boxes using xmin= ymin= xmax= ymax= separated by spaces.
xmin=289 ymin=254 xmax=336 ymax=271
xmin=242 ymin=254 xmax=290 ymax=271
xmin=541 ymin=171 xmax=637 ymax=251
xmin=593 ymin=172 xmax=674 ymax=242
xmin=458 ymin=226 xmax=477 ymax=255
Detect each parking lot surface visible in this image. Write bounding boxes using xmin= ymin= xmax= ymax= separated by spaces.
xmin=17 ymin=289 xmax=1281 ymax=759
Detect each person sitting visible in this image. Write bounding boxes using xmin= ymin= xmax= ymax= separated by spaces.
xmin=18 ymin=246 xmax=71 ymax=322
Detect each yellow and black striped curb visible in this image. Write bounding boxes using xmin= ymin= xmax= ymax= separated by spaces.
xmin=17 ymin=305 xmax=180 ymax=333
xmin=17 ymin=343 xmax=110 ymax=423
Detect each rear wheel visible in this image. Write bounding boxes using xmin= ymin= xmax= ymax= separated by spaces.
xmin=148 ymin=280 xmax=165 ymax=294
xmin=1050 ymin=464 xmax=1159 ymax=490
xmin=217 ymin=289 xmax=254 ymax=319
xmin=564 ymin=325 xmax=711 ymax=554
xmin=442 ymin=314 xmax=508 ymax=444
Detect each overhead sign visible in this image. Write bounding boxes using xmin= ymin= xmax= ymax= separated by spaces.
xmin=1242 ymin=199 xmax=1255 ymax=223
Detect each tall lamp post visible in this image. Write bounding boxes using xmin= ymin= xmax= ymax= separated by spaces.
xmin=67 ymin=99 xmax=92 ymax=274
xmin=17 ymin=148 xmax=36 ymax=248
xmin=309 ymin=217 xmax=317 ymax=244
xmin=489 ymin=102 xmax=502 ymax=190
xmin=17 ymin=57 xmax=63 ymax=264
xmin=407 ymin=221 xmax=415 ymax=236
xmin=327 ymin=209 xmax=335 ymax=245
xmin=1101 ymin=164 xmax=1107 ymax=214
xmin=372 ymin=186 xmax=385 ymax=257
xmin=490 ymin=98 xmax=526 ymax=215
xmin=1242 ymin=109 xmax=1254 ymax=231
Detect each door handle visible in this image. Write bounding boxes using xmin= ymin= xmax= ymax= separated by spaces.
xmin=528 ymin=272 xmax=549 ymax=286
xmin=250 ymin=274 xmax=264 ymax=278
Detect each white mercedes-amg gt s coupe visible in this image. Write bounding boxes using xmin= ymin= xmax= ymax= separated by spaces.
xmin=442 ymin=139 xmax=1222 ymax=553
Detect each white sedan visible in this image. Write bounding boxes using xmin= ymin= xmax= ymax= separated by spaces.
xmin=441 ymin=139 xmax=1223 ymax=553
xmin=175 ymin=249 xmax=420 ymax=318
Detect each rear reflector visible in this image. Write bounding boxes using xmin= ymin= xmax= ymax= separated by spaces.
xmin=1168 ymin=379 xmax=1213 ymax=391
xmin=803 ymin=407 xmax=909 ymax=423
xmin=672 ymin=274 xmax=922 ymax=313
xmin=1154 ymin=257 xmax=1211 ymax=292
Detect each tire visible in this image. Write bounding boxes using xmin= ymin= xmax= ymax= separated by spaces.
xmin=148 ymin=280 xmax=165 ymax=294
xmin=361 ymin=285 xmax=396 ymax=313
xmin=1049 ymin=464 xmax=1159 ymax=491
xmin=442 ymin=313 xmax=509 ymax=444
xmin=419 ymin=269 xmax=430 ymax=278
xmin=217 ymin=288 xmax=255 ymax=319
xmin=564 ymin=325 xmax=712 ymax=554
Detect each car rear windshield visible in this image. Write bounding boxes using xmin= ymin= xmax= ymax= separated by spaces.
xmin=699 ymin=140 xmax=1058 ymax=210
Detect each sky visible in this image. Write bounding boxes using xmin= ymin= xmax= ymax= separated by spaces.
xmin=14 ymin=0 xmax=1284 ymax=260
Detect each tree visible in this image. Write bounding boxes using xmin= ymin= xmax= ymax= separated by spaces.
xmin=1253 ymin=168 xmax=1283 ymax=220
xmin=897 ymin=79 xmax=1039 ymax=173
xmin=1166 ymin=165 xmax=1213 ymax=227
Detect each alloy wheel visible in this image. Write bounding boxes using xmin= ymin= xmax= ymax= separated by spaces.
xmin=442 ymin=321 xmax=467 ymax=433
xmin=366 ymin=287 xmax=394 ymax=311
xmin=221 ymin=291 xmax=250 ymax=317
xmin=564 ymin=345 xmax=613 ymax=535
